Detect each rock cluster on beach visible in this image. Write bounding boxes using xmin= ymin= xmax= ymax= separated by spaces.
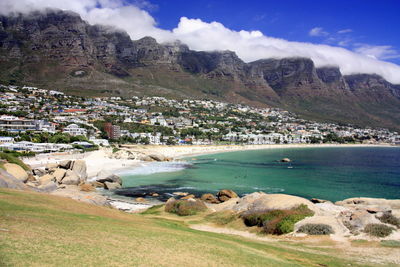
xmin=161 ymin=189 xmax=400 ymax=240
xmin=107 ymin=148 xmax=172 ymax=162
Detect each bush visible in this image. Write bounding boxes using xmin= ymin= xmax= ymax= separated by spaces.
xmin=297 ymin=224 xmax=334 ymax=235
xmin=377 ymin=213 xmax=400 ymax=228
xmin=165 ymin=199 xmax=208 ymax=216
xmin=241 ymin=204 xmax=314 ymax=235
xmin=364 ymin=224 xmax=394 ymax=238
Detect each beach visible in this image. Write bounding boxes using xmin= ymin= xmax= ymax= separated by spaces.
xmin=23 ymin=143 xmax=393 ymax=178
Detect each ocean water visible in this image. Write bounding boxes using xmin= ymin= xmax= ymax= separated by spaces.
xmin=116 ymin=147 xmax=400 ymax=202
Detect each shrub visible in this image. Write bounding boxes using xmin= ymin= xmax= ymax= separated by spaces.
xmin=297 ymin=224 xmax=334 ymax=235
xmin=165 ymin=199 xmax=207 ymax=216
xmin=377 ymin=213 xmax=400 ymax=228
xmin=241 ymin=204 xmax=314 ymax=235
xmin=275 ymin=214 xmax=311 ymax=235
xmin=364 ymin=224 xmax=394 ymax=238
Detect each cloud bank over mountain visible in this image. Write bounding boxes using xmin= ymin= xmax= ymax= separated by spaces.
xmin=1 ymin=0 xmax=400 ymax=84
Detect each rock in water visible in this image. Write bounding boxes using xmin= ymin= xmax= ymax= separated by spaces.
xmin=3 ymin=163 xmax=28 ymax=182
xmin=104 ymin=182 xmax=122 ymax=190
xmin=201 ymin=193 xmax=220 ymax=204
xmin=217 ymin=189 xmax=238 ymax=202
xmin=96 ymin=170 xmax=122 ymax=185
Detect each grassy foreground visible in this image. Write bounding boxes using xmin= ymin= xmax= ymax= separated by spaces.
xmin=0 ymin=188 xmax=379 ymax=267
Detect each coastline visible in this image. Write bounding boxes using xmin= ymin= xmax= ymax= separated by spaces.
xmin=23 ymin=143 xmax=395 ymax=178
xmin=120 ymin=143 xmax=394 ymax=160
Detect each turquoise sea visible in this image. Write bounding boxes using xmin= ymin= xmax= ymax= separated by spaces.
xmin=116 ymin=147 xmax=400 ymax=202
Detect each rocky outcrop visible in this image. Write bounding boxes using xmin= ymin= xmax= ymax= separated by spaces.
xmin=104 ymin=181 xmax=121 ymax=190
xmin=230 ymin=192 xmax=317 ymax=213
xmin=217 ymin=189 xmax=238 ymax=202
xmin=201 ymin=193 xmax=220 ymax=204
xmin=3 ymin=163 xmax=28 ymax=182
xmin=0 ymin=169 xmax=29 ymax=190
xmin=95 ymin=170 xmax=122 ymax=190
xmin=62 ymin=170 xmax=80 ymax=185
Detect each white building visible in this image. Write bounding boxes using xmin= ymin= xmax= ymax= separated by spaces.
xmin=63 ymin=124 xmax=87 ymax=137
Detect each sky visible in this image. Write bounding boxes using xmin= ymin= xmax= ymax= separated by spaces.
xmin=1 ymin=0 xmax=400 ymax=83
xmin=150 ymin=0 xmax=400 ymax=64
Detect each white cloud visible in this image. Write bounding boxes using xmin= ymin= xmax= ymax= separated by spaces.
xmin=309 ymin=27 xmax=329 ymax=37
xmin=1 ymin=0 xmax=400 ymax=84
xmin=338 ymin=29 xmax=353 ymax=34
xmin=354 ymin=44 xmax=400 ymax=60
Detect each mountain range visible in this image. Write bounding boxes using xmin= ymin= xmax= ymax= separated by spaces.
xmin=1 ymin=10 xmax=400 ymax=130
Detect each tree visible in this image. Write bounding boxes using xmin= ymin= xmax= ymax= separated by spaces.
xmin=166 ymin=137 xmax=176 ymax=145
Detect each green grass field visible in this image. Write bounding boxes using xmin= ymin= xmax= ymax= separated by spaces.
xmin=0 ymin=188 xmax=390 ymax=267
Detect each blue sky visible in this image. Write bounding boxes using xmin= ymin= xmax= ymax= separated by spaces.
xmin=145 ymin=0 xmax=400 ymax=64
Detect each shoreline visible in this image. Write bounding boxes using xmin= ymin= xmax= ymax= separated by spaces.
xmin=121 ymin=143 xmax=395 ymax=160
xmin=23 ymin=143 xmax=395 ymax=178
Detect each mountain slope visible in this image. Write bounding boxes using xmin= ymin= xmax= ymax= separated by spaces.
xmin=1 ymin=10 xmax=400 ymax=130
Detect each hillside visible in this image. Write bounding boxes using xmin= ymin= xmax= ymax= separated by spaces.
xmin=0 ymin=188 xmax=392 ymax=266
xmin=1 ymin=10 xmax=400 ymax=130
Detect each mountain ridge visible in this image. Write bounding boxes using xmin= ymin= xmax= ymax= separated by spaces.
xmin=1 ymin=10 xmax=400 ymax=130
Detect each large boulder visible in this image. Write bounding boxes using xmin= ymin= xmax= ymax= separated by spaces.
xmin=149 ymin=154 xmax=166 ymax=161
xmin=336 ymin=197 xmax=400 ymax=211
xmin=217 ymin=189 xmax=238 ymax=202
xmin=0 ymin=169 xmax=29 ymax=190
xmin=53 ymin=168 xmax=67 ymax=183
xmin=37 ymin=181 xmax=58 ymax=192
xmin=58 ymin=160 xmax=73 ymax=169
xmin=104 ymin=181 xmax=121 ymax=190
xmin=96 ymin=170 xmax=122 ymax=185
xmin=139 ymin=155 xmax=153 ymax=162
xmin=201 ymin=193 xmax=220 ymax=204
xmin=61 ymin=170 xmax=80 ymax=185
xmin=45 ymin=163 xmax=58 ymax=171
xmin=39 ymin=174 xmax=55 ymax=185
xmin=71 ymin=160 xmax=87 ymax=182
xmin=3 ymin=163 xmax=28 ymax=182
xmin=231 ymin=192 xmax=317 ymax=213
xmin=32 ymin=168 xmax=46 ymax=177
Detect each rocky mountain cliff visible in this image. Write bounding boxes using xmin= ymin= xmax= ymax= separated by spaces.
xmin=1 ymin=10 xmax=400 ymax=130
